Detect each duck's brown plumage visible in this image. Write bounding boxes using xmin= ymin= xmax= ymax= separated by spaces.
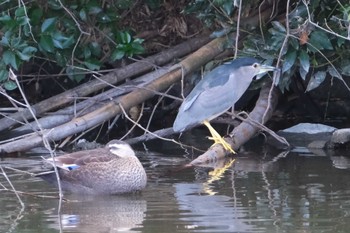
xmin=38 ymin=140 xmax=147 ymax=195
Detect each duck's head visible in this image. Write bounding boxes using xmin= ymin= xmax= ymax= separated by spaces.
xmin=107 ymin=140 xmax=136 ymax=158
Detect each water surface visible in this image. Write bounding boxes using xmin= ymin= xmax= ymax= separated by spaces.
xmin=1 ymin=138 xmax=350 ymax=233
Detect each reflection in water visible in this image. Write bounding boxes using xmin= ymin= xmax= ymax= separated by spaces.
xmin=330 ymin=154 xmax=350 ymax=169
xmin=49 ymin=195 xmax=147 ymax=233
xmin=175 ymin=183 xmax=253 ymax=232
xmin=174 ymin=155 xmax=277 ymax=232
xmin=173 ymin=151 xmax=350 ymax=232
xmin=2 ymin=147 xmax=350 ymax=232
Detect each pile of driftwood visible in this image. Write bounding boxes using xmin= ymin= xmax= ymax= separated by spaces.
xmin=0 ymin=5 xmax=285 ymax=164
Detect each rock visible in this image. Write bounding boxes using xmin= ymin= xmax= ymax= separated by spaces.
xmin=268 ymin=123 xmax=337 ymax=149
xmin=281 ymin=123 xmax=337 ymax=134
xmin=330 ymin=128 xmax=350 ymax=145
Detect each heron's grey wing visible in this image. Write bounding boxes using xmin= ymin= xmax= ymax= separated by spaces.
xmin=182 ymin=92 xmax=200 ymax=111
xmin=191 ymin=84 xmax=236 ymax=120
xmin=181 ymin=67 xmax=231 ymax=111
xmin=178 ymin=72 xmax=254 ymax=124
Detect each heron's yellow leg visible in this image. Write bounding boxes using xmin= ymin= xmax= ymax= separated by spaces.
xmin=203 ymin=120 xmax=236 ymax=154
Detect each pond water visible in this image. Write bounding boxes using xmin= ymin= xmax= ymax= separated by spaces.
xmin=1 ymin=134 xmax=350 ymax=233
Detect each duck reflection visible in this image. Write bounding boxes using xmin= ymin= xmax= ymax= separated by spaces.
xmin=49 ymin=195 xmax=146 ymax=233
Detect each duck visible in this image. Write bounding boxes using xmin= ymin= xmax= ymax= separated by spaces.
xmin=38 ymin=140 xmax=147 ymax=195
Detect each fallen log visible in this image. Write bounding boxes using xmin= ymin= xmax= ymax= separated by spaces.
xmin=0 ymin=36 xmax=227 ymax=153
xmin=0 ymin=34 xmax=211 ymax=132
xmin=8 ymin=66 xmax=171 ymax=137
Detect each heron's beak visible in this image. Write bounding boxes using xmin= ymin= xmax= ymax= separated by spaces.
xmin=257 ymin=64 xmax=279 ymax=75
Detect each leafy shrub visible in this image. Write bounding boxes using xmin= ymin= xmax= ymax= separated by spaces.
xmin=186 ymin=0 xmax=350 ymax=92
xmin=0 ymin=0 xmax=145 ymax=89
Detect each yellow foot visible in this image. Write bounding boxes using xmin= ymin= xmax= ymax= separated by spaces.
xmin=203 ymin=120 xmax=236 ymax=154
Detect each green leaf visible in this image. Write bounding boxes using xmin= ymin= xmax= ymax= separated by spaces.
xmin=52 ymin=37 xmax=64 ymax=49
xmin=66 ymin=66 xmax=85 ymax=82
xmin=48 ymin=0 xmax=62 ymax=10
xmin=39 ymin=35 xmax=55 ymax=53
xmin=55 ymin=52 xmax=67 ymax=67
xmin=29 ymin=8 xmax=43 ymax=25
xmin=83 ymin=58 xmax=101 ymax=70
xmin=3 ymin=80 xmax=17 ymax=91
xmin=327 ymin=66 xmax=341 ymax=79
xmin=16 ymin=51 xmax=31 ymax=61
xmin=83 ymin=46 xmax=91 ymax=59
xmin=87 ymin=6 xmax=103 ymax=15
xmin=0 ymin=69 xmax=9 ymax=82
xmin=289 ymin=37 xmax=299 ymax=50
xmin=17 ymin=46 xmax=37 ymax=61
xmin=22 ymin=46 xmax=38 ymax=55
xmin=111 ymin=49 xmax=125 ymax=61
xmin=117 ymin=31 xmax=131 ymax=44
xmin=341 ymin=61 xmax=350 ymax=76
xmin=23 ymin=24 xmax=31 ymax=37
xmin=271 ymin=21 xmax=286 ymax=33
xmin=0 ymin=36 xmax=10 ymax=47
xmin=61 ymin=35 xmax=75 ymax=49
xmin=11 ymin=37 xmax=23 ymax=49
xmin=337 ymin=37 xmax=345 ymax=47
xmin=15 ymin=7 xmax=25 ymax=17
xmin=299 ymin=66 xmax=308 ymax=80
xmin=41 ymin=17 xmax=57 ymax=33
xmin=306 ymin=71 xmax=326 ymax=92
xmin=299 ymin=50 xmax=310 ymax=73
xmin=308 ymin=30 xmax=333 ymax=51
xmin=3 ymin=50 xmax=19 ymax=70
xmin=79 ymin=8 xmax=87 ymax=21
xmin=16 ymin=16 xmax=29 ymax=26
xmin=222 ymin=1 xmax=233 ymax=15
xmin=278 ymin=71 xmax=292 ymax=92
xmin=89 ymin=42 xmax=101 ymax=56
xmin=0 ymin=15 xmax=12 ymax=22
xmin=282 ymin=49 xmax=297 ymax=73
xmin=0 ymin=15 xmax=17 ymax=30
xmin=131 ymin=42 xmax=145 ymax=54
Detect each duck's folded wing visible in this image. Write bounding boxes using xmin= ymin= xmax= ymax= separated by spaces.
xmin=44 ymin=148 xmax=116 ymax=169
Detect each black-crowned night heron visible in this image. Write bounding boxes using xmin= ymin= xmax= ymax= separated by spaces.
xmin=173 ymin=57 xmax=277 ymax=153
xmin=38 ymin=140 xmax=147 ymax=194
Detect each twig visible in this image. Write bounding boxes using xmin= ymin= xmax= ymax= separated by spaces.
xmin=3 ymin=167 xmax=35 ymax=176
xmin=234 ymin=0 xmax=242 ymax=58
xmin=19 ymin=0 xmax=37 ymax=43
xmin=9 ymin=70 xmax=64 ymax=200
xmin=119 ymin=103 xmax=201 ymax=151
xmin=120 ymin=103 xmax=144 ymax=140
xmin=232 ymin=111 xmax=290 ymax=147
xmin=264 ymin=0 xmax=290 ymax=123
xmin=56 ymin=0 xmax=90 ymax=35
xmin=119 ymin=103 xmax=177 ymax=143
xmin=144 ymin=85 xmax=174 ymax=133
xmin=302 ymin=0 xmax=350 ymax=41
xmin=0 ymin=166 xmax=24 ymax=208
